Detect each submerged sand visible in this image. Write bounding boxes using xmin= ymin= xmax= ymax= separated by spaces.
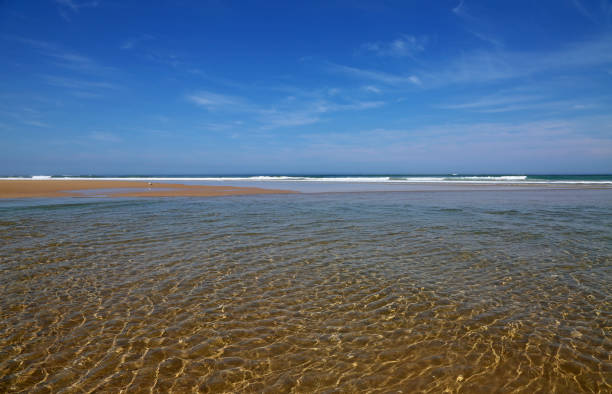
xmin=0 ymin=180 xmax=297 ymax=198
xmin=1 ymin=189 xmax=610 ymax=392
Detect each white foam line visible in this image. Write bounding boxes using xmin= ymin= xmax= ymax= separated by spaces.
xmin=2 ymin=176 xmax=611 ymax=185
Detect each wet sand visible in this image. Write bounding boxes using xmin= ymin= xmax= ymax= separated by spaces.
xmin=0 ymin=180 xmax=297 ymax=198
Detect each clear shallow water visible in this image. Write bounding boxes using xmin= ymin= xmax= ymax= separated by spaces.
xmin=0 ymin=190 xmax=611 ymax=392
xmin=159 ymin=180 xmax=612 ymax=193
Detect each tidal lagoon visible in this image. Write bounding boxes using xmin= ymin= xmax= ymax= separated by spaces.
xmin=0 ymin=185 xmax=610 ymax=392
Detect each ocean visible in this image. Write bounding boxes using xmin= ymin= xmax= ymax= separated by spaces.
xmin=5 ymin=174 xmax=612 ymax=184
xmin=0 ymin=185 xmax=611 ymax=391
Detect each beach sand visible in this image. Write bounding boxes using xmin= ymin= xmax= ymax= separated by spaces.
xmin=0 ymin=180 xmax=297 ymax=198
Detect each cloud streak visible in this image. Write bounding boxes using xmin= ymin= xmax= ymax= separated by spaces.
xmin=55 ymin=0 xmax=99 ymax=21
xmin=187 ymin=90 xmax=385 ymax=129
xmin=439 ymin=94 xmax=545 ymax=110
xmin=363 ymin=85 xmax=382 ymax=94
xmin=89 ymin=131 xmax=122 ymax=142
xmin=290 ymin=116 xmax=612 ymax=171
xmin=42 ymin=75 xmax=117 ymax=90
xmin=331 ymin=64 xmax=422 ymax=86
xmin=361 ymin=35 xmax=426 ymax=58
xmin=120 ymin=34 xmax=154 ymax=50
xmin=56 ymin=0 xmax=99 ymax=11
xmin=429 ymin=34 xmax=612 ymax=85
xmin=334 ymin=33 xmax=612 ymax=89
xmin=187 ymin=91 xmax=247 ymax=111
xmin=11 ymin=37 xmax=114 ymax=75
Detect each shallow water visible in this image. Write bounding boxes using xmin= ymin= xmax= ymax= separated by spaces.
xmin=0 ymin=189 xmax=611 ymax=392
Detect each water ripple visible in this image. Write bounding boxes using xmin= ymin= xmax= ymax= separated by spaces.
xmin=1 ymin=191 xmax=611 ymax=392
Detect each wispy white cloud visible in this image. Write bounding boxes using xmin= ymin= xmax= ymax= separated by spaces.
xmin=257 ymin=99 xmax=385 ymax=129
xmin=452 ymin=1 xmax=503 ymax=47
xmin=41 ymin=75 xmax=118 ymax=90
xmin=290 ymin=116 xmax=612 ymax=171
xmin=332 ymin=64 xmax=422 ymax=85
xmin=37 ymin=74 xmax=118 ymax=99
xmin=49 ymin=52 xmax=113 ymax=74
xmin=467 ymin=30 xmax=503 ymax=47
xmin=571 ymin=0 xmax=596 ymax=21
xmin=362 ymin=35 xmax=426 ymax=58
xmin=472 ymin=101 xmax=599 ymax=113
xmin=8 ymin=36 xmax=55 ymax=51
xmin=120 ymin=34 xmax=154 ymax=50
xmin=56 ymin=0 xmax=99 ymax=11
xmin=11 ymin=36 xmax=114 ymax=75
xmin=201 ymin=121 xmax=245 ymax=132
xmin=55 ymin=0 xmax=99 ymax=20
xmin=432 ymin=34 xmax=612 ymax=84
xmin=187 ymin=91 xmax=246 ymax=111
xmin=335 ymin=33 xmax=612 ymax=88
xmin=0 ymin=106 xmax=51 ymax=129
xmin=302 ymin=100 xmax=384 ymax=113
xmin=71 ymin=91 xmax=104 ymax=99
xmin=570 ymin=0 xmax=612 ymax=26
xmin=439 ymin=88 xmax=607 ymax=113
xmin=152 ymin=115 xmax=170 ymax=123
xmin=256 ymin=110 xmax=321 ymax=128
xmin=22 ymin=120 xmax=50 ymax=128
xmin=571 ymin=103 xmax=598 ymax=110
xmin=363 ymin=85 xmax=382 ymax=94
xmin=452 ymin=0 xmax=469 ymax=18
xmin=145 ymin=50 xmax=185 ymax=68
xmin=89 ymin=131 xmax=121 ymax=142
xmin=440 ymin=94 xmax=545 ymax=110
xmin=187 ymin=90 xmax=385 ymax=129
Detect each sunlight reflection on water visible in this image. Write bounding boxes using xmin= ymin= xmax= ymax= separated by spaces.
xmin=0 ymin=190 xmax=611 ymax=392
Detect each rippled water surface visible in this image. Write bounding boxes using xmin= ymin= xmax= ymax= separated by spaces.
xmin=1 ymin=190 xmax=611 ymax=393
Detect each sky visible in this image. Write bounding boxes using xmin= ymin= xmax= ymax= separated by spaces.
xmin=1 ymin=0 xmax=612 ymax=175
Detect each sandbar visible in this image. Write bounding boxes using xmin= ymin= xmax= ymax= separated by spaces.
xmin=0 ymin=180 xmax=297 ymax=198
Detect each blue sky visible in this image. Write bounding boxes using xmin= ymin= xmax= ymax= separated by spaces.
xmin=1 ymin=0 xmax=611 ymax=174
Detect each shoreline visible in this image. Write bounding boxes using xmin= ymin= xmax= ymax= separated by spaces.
xmin=0 ymin=180 xmax=297 ymax=198
xmin=1 ymin=179 xmax=610 ymax=199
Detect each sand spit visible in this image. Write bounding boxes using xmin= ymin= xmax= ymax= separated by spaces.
xmin=0 ymin=180 xmax=297 ymax=198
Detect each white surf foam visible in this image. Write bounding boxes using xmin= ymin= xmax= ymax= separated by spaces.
xmin=1 ymin=175 xmax=610 ymax=184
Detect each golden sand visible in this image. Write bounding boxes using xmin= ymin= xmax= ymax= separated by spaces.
xmin=0 ymin=180 xmax=296 ymax=198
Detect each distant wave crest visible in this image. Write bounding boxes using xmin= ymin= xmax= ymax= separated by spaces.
xmin=0 ymin=174 xmax=610 ymax=184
